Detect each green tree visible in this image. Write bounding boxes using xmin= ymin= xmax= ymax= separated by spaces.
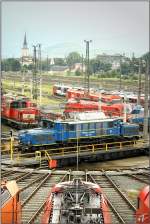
xmin=75 ymin=69 xmax=82 ymax=76
xmin=66 ymin=52 xmax=82 ymax=68
xmin=27 ymin=63 xmax=34 ymax=70
xmin=90 ymin=58 xmax=111 ymax=74
xmin=2 ymin=58 xmax=21 ymax=71
xmin=142 ymin=52 xmax=150 ymax=61
xmin=120 ymin=62 xmax=131 ymax=75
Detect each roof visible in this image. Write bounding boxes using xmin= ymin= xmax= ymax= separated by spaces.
xmin=50 ymin=65 xmax=69 ymax=72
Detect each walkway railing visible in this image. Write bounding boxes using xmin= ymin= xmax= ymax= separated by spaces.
xmin=3 ymin=139 xmax=147 ymax=166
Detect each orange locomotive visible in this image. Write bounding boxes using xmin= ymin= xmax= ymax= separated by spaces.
xmin=1 ymin=180 xmax=21 ymax=224
xmin=136 ymin=185 xmax=150 ymax=224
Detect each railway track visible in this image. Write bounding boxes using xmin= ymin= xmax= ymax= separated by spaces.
xmin=87 ymin=170 xmax=148 ymax=224
xmin=1 ymin=167 xmax=148 ymax=224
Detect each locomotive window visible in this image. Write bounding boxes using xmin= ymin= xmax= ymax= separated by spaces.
xmin=11 ymin=102 xmax=19 ymax=108
xmin=108 ymin=122 xmax=113 ymax=128
xmin=96 ymin=122 xmax=103 ymax=130
xmin=63 ymin=124 xmax=67 ymax=131
xmin=1 ymin=189 xmax=11 ymax=206
xmin=82 ymin=123 xmax=88 ymax=131
xmin=64 ymin=88 xmax=68 ymax=93
xmin=42 ymin=120 xmax=54 ymax=128
xmin=21 ymin=102 xmax=27 ymax=108
xmin=69 ymin=124 xmax=75 ymax=131
xmin=89 ymin=123 xmax=95 ymax=130
xmin=43 ymin=121 xmax=48 ymax=128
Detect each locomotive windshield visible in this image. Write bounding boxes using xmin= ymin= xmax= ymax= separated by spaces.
xmin=41 ymin=119 xmax=54 ymax=129
xmin=10 ymin=101 xmax=27 ymax=108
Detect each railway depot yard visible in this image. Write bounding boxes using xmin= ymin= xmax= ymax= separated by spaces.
xmin=1 ymin=166 xmax=150 ymax=224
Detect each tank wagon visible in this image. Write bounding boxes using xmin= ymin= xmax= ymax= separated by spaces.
xmin=18 ymin=112 xmax=139 ymax=152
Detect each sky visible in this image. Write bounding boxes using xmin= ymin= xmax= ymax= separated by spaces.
xmin=2 ymin=1 xmax=149 ymax=59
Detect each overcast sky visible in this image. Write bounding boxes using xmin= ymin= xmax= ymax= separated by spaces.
xmin=2 ymin=1 xmax=149 ymax=58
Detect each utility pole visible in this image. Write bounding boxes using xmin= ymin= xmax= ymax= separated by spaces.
xmin=32 ymin=45 xmax=38 ymax=100
xmin=131 ymin=52 xmax=135 ymax=75
xmin=81 ymin=54 xmax=84 ymax=87
xmin=81 ymin=54 xmax=84 ymax=73
xmin=137 ymin=58 xmax=142 ymax=105
xmin=21 ymin=57 xmax=25 ymax=95
xmin=38 ymin=44 xmax=42 ymax=105
xmin=47 ymin=55 xmax=49 ymax=72
xmin=143 ymin=58 xmax=149 ymax=141
xmin=119 ymin=56 xmax=122 ymax=91
xmin=30 ymin=78 xmax=32 ymax=99
xmin=84 ymin=40 xmax=92 ymax=94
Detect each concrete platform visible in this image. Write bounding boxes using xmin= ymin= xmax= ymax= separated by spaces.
xmin=1 ymin=145 xmax=149 ymax=168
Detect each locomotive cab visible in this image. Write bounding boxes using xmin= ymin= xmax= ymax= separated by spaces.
xmin=1 ymin=180 xmax=21 ymax=224
xmin=136 ymin=185 xmax=150 ymax=224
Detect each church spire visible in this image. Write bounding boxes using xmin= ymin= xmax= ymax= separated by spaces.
xmin=23 ymin=32 xmax=27 ymax=48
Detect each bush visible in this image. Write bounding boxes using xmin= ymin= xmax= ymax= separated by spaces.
xmin=130 ymin=75 xmax=138 ymax=80
xmin=75 ymin=70 xmax=82 ymax=76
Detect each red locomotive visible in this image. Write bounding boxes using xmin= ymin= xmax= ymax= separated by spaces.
xmin=66 ymin=88 xmax=99 ymax=101
xmin=136 ymin=185 xmax=150 ymax=224
xmin=41 ymin=178 xmax=111 ymax=224
xmin=1 ymin=180 xmax=21 ymax=224
xmin=1 ymin=94 xmax=39 ymax=129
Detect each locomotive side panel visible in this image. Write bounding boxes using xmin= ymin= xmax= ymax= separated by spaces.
xmin=1 ymin=181 xmax=21 ymax=224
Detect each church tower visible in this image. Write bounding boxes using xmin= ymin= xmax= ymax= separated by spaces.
xmin=21 ymin=33 xmax=32 ymax=65
xmin=22 ymin=32 xmax=29 ymax=57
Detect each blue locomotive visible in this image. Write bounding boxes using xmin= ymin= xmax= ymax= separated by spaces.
xmin=18 ymin=112 xmax=139 ymax=152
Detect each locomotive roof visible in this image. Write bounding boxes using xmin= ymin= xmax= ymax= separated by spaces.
xmin=56 ymin=117 xmax=122 ymax=125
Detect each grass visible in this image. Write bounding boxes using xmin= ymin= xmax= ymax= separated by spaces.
xmin=2 ymin=79 xmax=63 ymax=107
